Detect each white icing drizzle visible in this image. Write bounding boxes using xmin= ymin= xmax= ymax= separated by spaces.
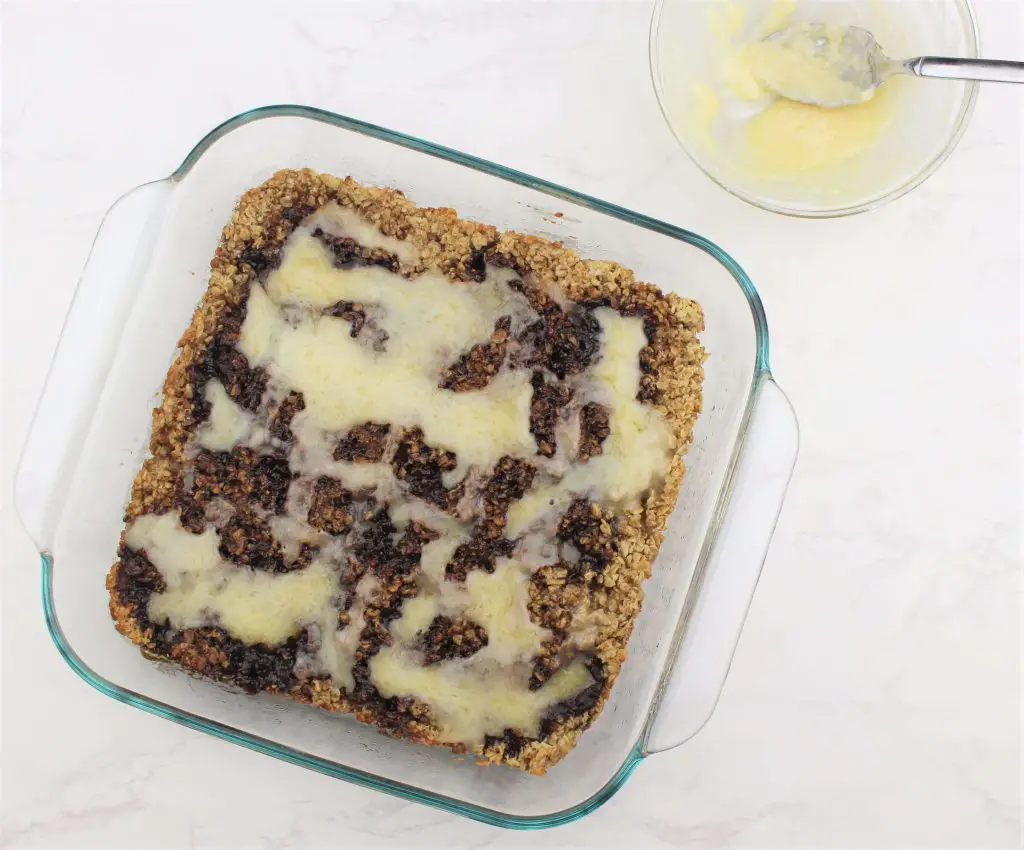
xmin=126 ymin=207 xmax=678 ymax=747
xmin=195 ymin=380 xmax=264 ymax=451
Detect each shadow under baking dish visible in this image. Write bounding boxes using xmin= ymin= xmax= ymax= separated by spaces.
xmin=17 ymin=105 xmax=798 ymax=829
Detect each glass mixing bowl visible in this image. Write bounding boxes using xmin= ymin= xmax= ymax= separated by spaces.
xmin=650 ymin=0 xmax=981 ymax=217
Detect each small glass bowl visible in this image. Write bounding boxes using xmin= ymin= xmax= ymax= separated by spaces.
xmin=650 ymin=0 xmax=981 ymax=218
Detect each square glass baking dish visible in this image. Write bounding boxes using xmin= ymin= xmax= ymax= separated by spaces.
xmin=15 ymin=106 xmax=798 ymax=829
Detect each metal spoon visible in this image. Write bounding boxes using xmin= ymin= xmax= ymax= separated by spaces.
xmin=751 ymin=22 xmax=1024 ymax=107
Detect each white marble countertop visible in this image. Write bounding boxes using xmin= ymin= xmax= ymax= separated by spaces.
xmin=2 ymin=1 xmax=1020 ymax=847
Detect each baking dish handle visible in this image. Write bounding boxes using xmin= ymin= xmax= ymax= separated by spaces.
xmin=14 ymin=180 xmax=173 ymax=552
xmin=643 ymin=376 xmax=798 ymax=755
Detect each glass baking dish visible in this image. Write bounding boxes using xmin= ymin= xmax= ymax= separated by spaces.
xmin=14 ymin=106 xmax=798 ymax=829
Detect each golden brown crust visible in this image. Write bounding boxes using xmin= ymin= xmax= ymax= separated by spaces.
xmin=107 ymin=168 xmax=705 ymax=774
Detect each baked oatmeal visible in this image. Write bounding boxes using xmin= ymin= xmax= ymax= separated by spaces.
xmin=106 ymin=169 xmax=705 ymax=773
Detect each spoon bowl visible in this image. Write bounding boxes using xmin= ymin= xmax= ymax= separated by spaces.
xmin=749 ymin=24 xmax=890 ymax=106
xmin=752 ymin=21 xmax=1023 ymax=107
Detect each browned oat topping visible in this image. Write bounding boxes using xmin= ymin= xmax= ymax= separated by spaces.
xmin=267 ymin=391 xmax=305 ymax=443
xmin=333 ymin=422 xmax=391 ymax=464
xmin=529 ymin=371 xmax=575 ymax=459
xmin=391 ymin=427 xmax=463 ymax=513
xmin=444 ymin=534 xmax=517 ymax=583
xmin=306 ymin=476 xmax=355 ymax=536
xmin=578 ymin=402 xmax=611 ymax=462
xmin=420 ymin=615 xmax=489 ymax=666
xmin=106 ymin=168 xmax=705 ymax=775
xmin=439 ymin=316 xmax=512 ymax=392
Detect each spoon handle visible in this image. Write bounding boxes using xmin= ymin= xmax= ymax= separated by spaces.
xmin=905 ymin=56 xmax=1024 ymax=84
